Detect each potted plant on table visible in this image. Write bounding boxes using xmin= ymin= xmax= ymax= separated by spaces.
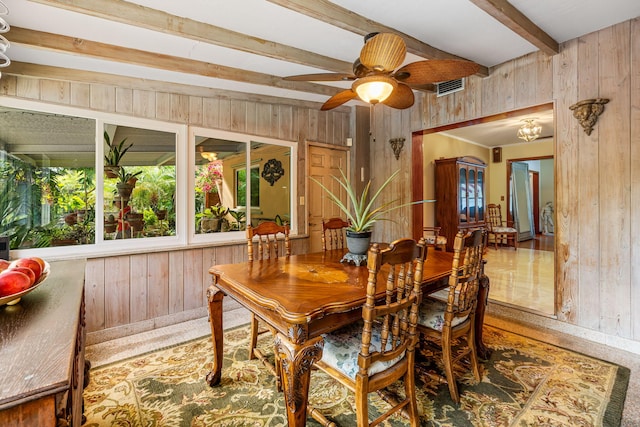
xmin=311 ymin=169 xmax=430 ymax=258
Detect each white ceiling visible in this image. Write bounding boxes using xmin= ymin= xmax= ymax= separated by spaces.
xmin=441 ymin=109 xmax=555 ymax=148
xmin=1 ymin=0 xmax=639 ymax=147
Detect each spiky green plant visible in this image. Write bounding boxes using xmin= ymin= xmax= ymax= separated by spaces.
xmin=104 ymin=131 xmax=133 ymax=167
xmin=310 ymin=169 xmax=432 ymax=232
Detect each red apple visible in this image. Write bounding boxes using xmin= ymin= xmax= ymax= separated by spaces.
xmin=0 ymin=259 xmax=10 ymax=273
xmin=10 ymin=267 xmax=36 ymax=287
xmin=0 ymin=271 xmax=32 ymax=297
xmin=10 ymin=258 xmax=42 ymax=282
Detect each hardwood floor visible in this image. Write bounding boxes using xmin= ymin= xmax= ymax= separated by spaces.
xmin=483 ymin=233 xmax=555 ymax=316
xmin=516 ymin=233 xmax=554 ymax=251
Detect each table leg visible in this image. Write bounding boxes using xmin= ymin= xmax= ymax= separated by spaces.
xmin=275 ymin=332 xmax=323 ymax=427
xmin=206 ymin=285 xmax=225 ymax=386
xmin=475 ymin=273 xmax=491 ymax=360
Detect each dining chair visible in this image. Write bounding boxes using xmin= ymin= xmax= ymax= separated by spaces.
xmin=423 ymin=226 xmax=447 ymax=251
xmin=486 ymin=203 xmax=518 ymax=250
xmin=245 ymin=221 xmax=290 ymax=387
xmin=416 ymin=229 xmax=485 ymax=404
xmin=312 ymin=237 xmax=427 ymax=427
xmin=246 ymin=221 xmax=290 ymax=262
xmin=321 ymin=217 xmax=349 ymax=251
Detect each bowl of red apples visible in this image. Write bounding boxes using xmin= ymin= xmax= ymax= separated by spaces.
xmin=0 ymin=257 xmax=50 ymax=306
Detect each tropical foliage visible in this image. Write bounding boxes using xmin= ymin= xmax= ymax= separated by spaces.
xmin=104 ymin=131 xmax=133 ymax=167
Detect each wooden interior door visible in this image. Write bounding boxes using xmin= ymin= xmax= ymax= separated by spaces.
xmin=308 ymin=145 xmax=349 ymax=253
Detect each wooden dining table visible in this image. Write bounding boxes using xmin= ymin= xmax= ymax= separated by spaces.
xmin=206 ymin=248 xmax=490 ymax=427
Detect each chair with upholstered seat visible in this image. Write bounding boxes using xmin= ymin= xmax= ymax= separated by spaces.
xmin=486 ymin=203 xmax=518 ymax=250
xmin=423 ymin=226 xmax=447 ymax=251
xmin=417 ymin=229 xmax=485 ymax=404
xmin=321 ymin=217 xmax=349 ymax=251
xmin=312 ymin=238 xmax=427 ymax=427
xmin=246 ymin=221 xmax=290 ymax=385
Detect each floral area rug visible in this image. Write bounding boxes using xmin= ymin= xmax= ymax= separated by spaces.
xmin=83 ymin=325 xmax=629 ymax=427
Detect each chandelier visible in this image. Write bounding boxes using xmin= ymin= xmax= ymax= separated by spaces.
xmin=517 ymin=119 xmax=542 ymax=142
xmin=200 ymin=151 xmax=218 ymax=162
xmin=197 ymin=145 xmax=218 ymax=162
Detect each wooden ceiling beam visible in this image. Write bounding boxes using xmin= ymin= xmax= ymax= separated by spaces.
xmin=5 ymin=62 xmax=351 ymax=112
xmin=29 ymin=0 xmax=354 ymax=74
xmin=267 ymin=0 xmax=490 ymax=77
xmin=469 ymin=0 xmax=559 ymax=55
xmin=9 ymin=27 xmax=342 ymax=98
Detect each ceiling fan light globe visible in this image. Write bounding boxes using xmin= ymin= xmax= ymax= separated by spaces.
xmin=352 ymin=75 xmax=397 ymax=104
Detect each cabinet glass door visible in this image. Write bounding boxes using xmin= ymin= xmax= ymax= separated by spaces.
xmin=468 ymin=168 xmax=476 ymax=222
xmin=477 ymin=169 xmax=484 ymax=221
xmin=459 ymin=168 xmax=467 ymax=222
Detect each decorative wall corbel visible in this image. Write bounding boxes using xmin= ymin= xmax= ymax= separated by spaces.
xmin=388 ymin=137 xmax=405 ymax=160
xmin=569 ymin=98 xmax=609 ymax=135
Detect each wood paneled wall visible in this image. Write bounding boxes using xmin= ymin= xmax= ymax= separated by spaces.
xmin=3 ymin=17 xmax=639 ymax=347
xmin=370 ymin=18 xmax=640 ymax=346
xmin=0 ymin=75 xmax=345 ymax=336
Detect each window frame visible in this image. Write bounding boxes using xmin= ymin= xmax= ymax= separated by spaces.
xmin=1 ymin=97 xmax=188 ymax=260
xmin=189 ymin=127 xmax=297 ymax=245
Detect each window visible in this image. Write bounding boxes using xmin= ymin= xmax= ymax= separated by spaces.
xmin=103 ymin=123 xmax=177 ymax=240
xmin=191 ymin=128 xmax=296 ymax=239
xmin=0 ymin=105 xmax=96 ymax=250
xmin=0 ymin=100 xmax=296 ymax=257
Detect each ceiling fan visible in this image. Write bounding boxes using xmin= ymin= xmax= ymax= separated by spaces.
xmin=284 ymin=33 xmax=481 ymax=111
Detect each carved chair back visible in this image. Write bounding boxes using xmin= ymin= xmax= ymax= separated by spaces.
xmin=246 ymin=221 xmax=290 ymax=262
xmin=321 ymin=217 xmax=349 ymax=251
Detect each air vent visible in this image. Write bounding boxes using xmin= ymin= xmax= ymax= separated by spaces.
xmin=436 ymin=78 xmax=464 ymax=97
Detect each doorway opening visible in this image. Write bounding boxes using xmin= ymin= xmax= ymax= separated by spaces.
xmin=411 ymin=103 xmax=556 ymax=317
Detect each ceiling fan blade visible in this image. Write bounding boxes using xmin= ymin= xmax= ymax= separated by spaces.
xmin=407 ymin=83 xmax=437 ymax=93
xmin=359 ymin=33 xmax=406 ymax=73
xmin=394 ymin=60 xmax=481 ymax=85
xmin=321 ymin=89 xmax=358 ymax=111
xmin=382 ymin=83 xmax=415 ymax=110
xmin=283 ymin=73 xmax=356 ymax=82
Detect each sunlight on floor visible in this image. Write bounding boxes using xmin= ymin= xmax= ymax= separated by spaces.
xmin=483 ymin=247 xmax=555 ymax=315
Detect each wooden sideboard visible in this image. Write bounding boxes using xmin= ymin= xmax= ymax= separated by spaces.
xmin=0 ymin=260 xmax=87 ymax=427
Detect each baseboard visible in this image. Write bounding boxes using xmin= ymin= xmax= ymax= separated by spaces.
xmin=486 ymin=302 xmax=640 ymax=356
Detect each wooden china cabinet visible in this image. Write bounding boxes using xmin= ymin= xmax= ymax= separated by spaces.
xmin=434 ymin=156 xmax=487 ymax=251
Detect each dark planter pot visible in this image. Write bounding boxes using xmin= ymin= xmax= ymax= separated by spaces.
xmin=125 ymin=212 xmax=144 ymax=232
xmin=64 ymin=213 xmax=77 ymax=226
xmin=51 ymin=238 xmax=77 ymax=246
xmin=104 ymin=166 xmax=120 ymax=179
xmin=116 ymin=182 xmax=134 ymax=200
xmin=345 ymin=230 xmax=372 ymax=255
xmin=155 ymin=209 xmax=167 ymax=220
